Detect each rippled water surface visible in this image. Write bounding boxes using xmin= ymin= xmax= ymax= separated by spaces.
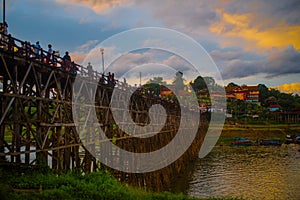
xmin=172 ymin=145 xmax=300 ymax=200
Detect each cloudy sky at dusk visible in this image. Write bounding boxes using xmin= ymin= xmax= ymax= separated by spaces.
xmin=3 ymin=0 xmax=300 ymax=93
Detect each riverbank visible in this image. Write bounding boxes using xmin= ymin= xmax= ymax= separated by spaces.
xmin=0 ymin=166 xmax=239 ymax=200
xmin=218 ymin=123 xmax=300 ymax=146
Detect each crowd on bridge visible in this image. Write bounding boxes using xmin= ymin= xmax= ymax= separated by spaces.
xmin=0 ymin=23 xmax=201 ymax=112
xmin=0 ymin=22 xmax=122 ymax=89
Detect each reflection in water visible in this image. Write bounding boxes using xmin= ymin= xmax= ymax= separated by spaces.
xmin=171 ymin=145 xmax=300 ymax=200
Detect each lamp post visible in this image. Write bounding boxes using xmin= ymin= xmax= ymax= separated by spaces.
xmin=139 ymin=71 xmax=142 ymax=87
xmin=100 ymin=48 xmax=104 ymax=74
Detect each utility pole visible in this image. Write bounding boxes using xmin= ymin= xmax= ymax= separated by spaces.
xmin=139 ymin=72 xmax=142 ymax=87
xmin=2 ymin=0 xmax=5 ymax=24
xmin=100 ymin=48 xmax=104 ymax=74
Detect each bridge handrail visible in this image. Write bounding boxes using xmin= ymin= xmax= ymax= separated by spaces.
xmin=0 ymin=31 xmax=202 ymax=112
xmin=0 ymin=32 xmax=120 ymax=86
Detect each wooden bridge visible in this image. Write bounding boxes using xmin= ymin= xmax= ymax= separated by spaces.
xmin=0 ymin=32 xmax=210 ymax=191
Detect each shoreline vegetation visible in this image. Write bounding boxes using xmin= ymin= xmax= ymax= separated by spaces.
xmin=0 ymin=166 xmax=239 ymax=200
xmin=218 ymin=119 xmax=300 ymax=146
xmin=1 ymin=120 xmax=299 ymax=199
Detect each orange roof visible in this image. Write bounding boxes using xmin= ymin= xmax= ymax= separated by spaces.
xmin=226 ymin=85 xmax=259 ymax=93
xmin=225 ymin=86 xmax=242 ymax=93
xmin=268 ymin=104 xmax=282 ymax=108
xmin=241 ymin=85 xmax=259 ymax=91
xmin=226 ymin=94 xmax=236 ymax=98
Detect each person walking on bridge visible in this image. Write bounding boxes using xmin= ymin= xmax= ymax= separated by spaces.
xmin=63 ymin=51 xmax=71 ymax=71
xmin=33 ymin=41 xmax=41 ymax=59
xmin=46 ymin=44 xmax=53 ymax=64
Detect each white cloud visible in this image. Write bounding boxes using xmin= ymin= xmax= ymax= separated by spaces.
xmin=55 ymin=0 xmax=130 ymax=14
xmin=220 ymin=45 xmax=300 ymax=79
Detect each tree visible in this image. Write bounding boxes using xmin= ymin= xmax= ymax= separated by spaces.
xmin=190 ymin=76 xmax=216 ymax=94
xmin=203 ymin=77 xmax=215 ymax=87
xmin=258 ymin=84 xmax=269 ymax=106
xmin=147 ymin=77 xmax=166 ymax=85
xmin=190 ymin=76 xmax=206 ymax=94
xmin=278 ymin=92 xmax=296 ymax=111
xmin=268 ymin=88 xmax=280 ymax=99
xmin=265 ymin=96 xmax=277 ymax=106
xmin=145 ymin=77 xmax=167 ymax=95
xmin=172 ymin=71 xmax=185 ymax=93
xmin=190 ymin=76 xmax=207 ymax=94
xmin=227 ymin=82 xmax=238 ymax=87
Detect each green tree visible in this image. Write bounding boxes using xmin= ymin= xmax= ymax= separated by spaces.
xmin=203 ymin=77 xmax=215 ymax=87
xmin=172 ymin=71 xmax=185 ymax=93
xmin=147 ymin=77 xmax=166 ymax=85
xmin=265 ymin=96 xmax=278 ymax=106
xmin=227 ymin=82 xmax=238 ymax=87
xmin=190 ymin=76 xmax=216 ymax=94
xmin=258 ymin=84 xmax=269 ymax=106
xmin=268 ymin=88 xmax=281 ymax=99
xmin=190 ymin=76 xmax=206 ymax=94
xmin=278 ymin=92 xmax=296 ymax=111
xmin=294 ymin=94 xmax=300 ymax=108
xmin=145 ymin=77 xmax=167 ymax=95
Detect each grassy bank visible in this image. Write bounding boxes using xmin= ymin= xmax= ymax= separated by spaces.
xmin=217 ymin=123 xmax=300 ymax=145
xmin=0 ymin=166 xmax=239 ymax=200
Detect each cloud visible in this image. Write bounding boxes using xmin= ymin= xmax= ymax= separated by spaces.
xmin=210 ymin=49 xmax=247 ymax=61
xmin=162 ymin=55 xmax=192 ymax=72
xmin=70 ymin=40 xmax=99 ymax=63
xmin=43 ymin=0 xmax=300 ymax=84
xmin=76 ymin=40 xmax=99 ymax=52
xmin=71 ymin=52 xmax=88 ymax=64
xmin=264 ymin=46 xmax=300 ymax=77
xmin=221 ymin=59 xmax=263 ymax=79
xmin=103 ymin=49 xmax=195 ymax=83
xmin=107 ymin=50 xmax=154 ymax=77
xmin=131 ymin=0 xmax=300 ymax=52
xmin=221 ymin=45 xmax=300 ymax=79
xmin=276 ymin=82 xmax=300 ymax=94
xmin=140 ymin=0 xmax=218 ymax=33
xmin=209 ymin=9 xmax=300 ymax=50
xmin=53 ymin=0 xmax=300 ymax=51
xmin=56 ymin=0 xmax=130 ymax=14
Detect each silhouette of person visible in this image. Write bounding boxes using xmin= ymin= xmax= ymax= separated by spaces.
xmin=63 ymin=51 xmax=71 ymax=71
xmin=87 ymin=62 xmax=93 ymax=79
xmin=46 ymin=44 xmax=53 ymax=64
xmin=34 ymin=41 xmax=41 ymax=58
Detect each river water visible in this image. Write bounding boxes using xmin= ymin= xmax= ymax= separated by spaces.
xmin=171 ymin=144 xmax=300 ymax=200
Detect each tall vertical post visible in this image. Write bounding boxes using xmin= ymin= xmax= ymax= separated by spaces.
xmin=100 ymin=48 xmax=104 ymax=74
xmin=139 ymin=72 xmax=142 ymax=87
xmin=0 ymin=76 xmax=6 ymax=161
xmin=3 ymin=0 xmax=5 ymax=24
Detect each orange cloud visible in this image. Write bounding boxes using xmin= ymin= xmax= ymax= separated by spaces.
xmin=70 ymin=51 xmax=87 ymax=64
xmin=210 ymin=9 xmax=300 ymax=50
xmin=275 ymin=82 xmax=300 ymax=94
xmin=56 ymin=0 xmax=129 ymax=14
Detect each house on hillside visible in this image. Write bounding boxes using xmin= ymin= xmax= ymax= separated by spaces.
xmin=268 ymin=104 xmax=282 ymax=112
xmin=241 ymin=85 xmax=260 ymax=103
xmin=225 ymin=85 xmax=260 ymax=103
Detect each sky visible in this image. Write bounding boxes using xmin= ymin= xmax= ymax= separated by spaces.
xmin=2 ymin=0 xmax=300 ymax=93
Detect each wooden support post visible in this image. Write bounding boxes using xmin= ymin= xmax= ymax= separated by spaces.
xmin=64 ymin=127 xmax=71 ymax=170
xmin=36 ymin=71 xmax=47 ymax=166
xmin=0 ymin=76 xmax=6 ymax=161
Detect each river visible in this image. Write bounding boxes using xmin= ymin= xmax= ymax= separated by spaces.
xmin=171 ymin=144 xmax=300 ymax=200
